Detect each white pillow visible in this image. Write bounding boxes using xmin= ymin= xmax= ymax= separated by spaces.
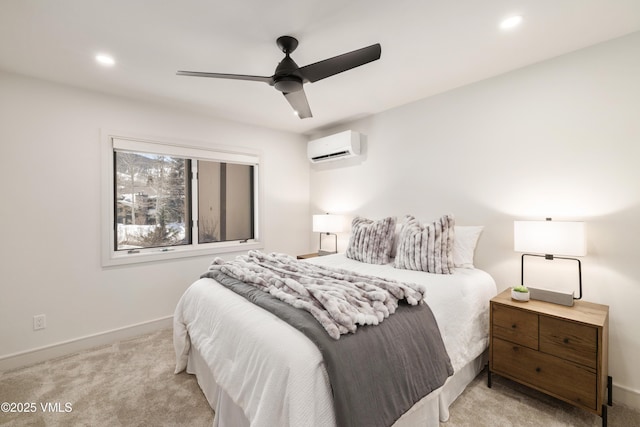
xmin=453 ymin=226 xmax=484 ymax=268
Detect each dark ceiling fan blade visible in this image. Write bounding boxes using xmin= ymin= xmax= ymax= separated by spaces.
xmin=298 ymin=43 xmax=381 ymax=83
xmin=176 ymin=70 xmax=274 ymax=85
xmin=284 ymin=89 xmax=312 ymax=119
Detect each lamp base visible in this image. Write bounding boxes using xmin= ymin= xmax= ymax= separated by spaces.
xmin=528 ymin=287 xmax=574 ymax=306
xmin=317 ymin=250 xmax=335 ymax=256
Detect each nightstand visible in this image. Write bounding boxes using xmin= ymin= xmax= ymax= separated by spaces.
xmin=296 ymin=253 xmax=319 ymax=260
xmin=489 ymin=289 xmax=612 ymax=426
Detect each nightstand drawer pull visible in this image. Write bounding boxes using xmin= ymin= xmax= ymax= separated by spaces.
xmin=564 ymin=338 xmax=570 ymax=344
xmin=512 ymin=324 xmax=517 ymax=329
xmin=535 ymin=367 xmax=541 ymax=373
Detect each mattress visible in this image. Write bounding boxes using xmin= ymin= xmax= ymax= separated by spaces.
xmin=174 ymin=253 xmax=497 ymax=427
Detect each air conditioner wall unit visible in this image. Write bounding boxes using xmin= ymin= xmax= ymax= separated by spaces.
xmin=307 ymin=130 xmax=361 ymax=163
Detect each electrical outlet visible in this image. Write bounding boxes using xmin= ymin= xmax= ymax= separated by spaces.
xmin=33 ymin=314 xmax=46 ymax=331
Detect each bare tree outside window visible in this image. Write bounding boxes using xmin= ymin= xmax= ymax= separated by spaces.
xmin=114 ymin=151 xmax=190 ymax=250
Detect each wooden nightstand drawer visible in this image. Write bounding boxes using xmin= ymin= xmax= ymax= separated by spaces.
xmin=540 ymin=316 xmax=598 ymax=369
xmin=492 ymin=338 xmax=597 ymax=410
xmin=491 ymin=304 xmax=538 ymax=350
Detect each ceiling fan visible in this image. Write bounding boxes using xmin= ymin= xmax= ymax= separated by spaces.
xmin=177 ymin=36 xmax=381 ymax=119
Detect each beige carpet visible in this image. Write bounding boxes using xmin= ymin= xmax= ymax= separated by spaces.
xmin=0 ymin=329 xmax=213 ymax=427
xmin=1 ymin=329 xmax=638 ymax=427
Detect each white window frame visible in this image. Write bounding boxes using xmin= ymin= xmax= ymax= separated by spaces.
xmin=101 ymin=131 xmax=262 ymax=267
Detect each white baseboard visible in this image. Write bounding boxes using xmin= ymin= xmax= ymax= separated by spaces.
xmin=613 ymin=383 xmax=640 ymax=411
xmin=0 ymin=316 xmax=173 ymax=372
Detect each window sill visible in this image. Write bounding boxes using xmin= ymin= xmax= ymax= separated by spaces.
xmin=101 ymin=240 xmax=263 ymax=267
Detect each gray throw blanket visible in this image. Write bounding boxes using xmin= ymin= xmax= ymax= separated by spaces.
xmin=202 ymin=254 xmax=454 ymax=427
xmin=204 ymin=250 xmax=426 ymax=339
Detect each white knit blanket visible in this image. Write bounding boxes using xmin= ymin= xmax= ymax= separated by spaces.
xmin=205 ymin=250 xmax=427 ymax=339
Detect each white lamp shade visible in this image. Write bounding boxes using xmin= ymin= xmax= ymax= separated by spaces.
xmin=514 ymin=220 xmax=586 ymax=256
xmin=313 ymin=214 xmax=344 ymax=233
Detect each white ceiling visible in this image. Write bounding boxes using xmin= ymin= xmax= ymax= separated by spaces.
xmin=2 ymin=0 xmax=640 ymax=135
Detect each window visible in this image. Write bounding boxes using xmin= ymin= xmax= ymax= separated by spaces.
xmin=102 ymin=135 xmax=261 ymax=266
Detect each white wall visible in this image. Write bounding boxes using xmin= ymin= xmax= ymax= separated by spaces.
xmin=309 ymin=32 xmax=640 ymax=407
xmin=0 ymin=71 xmax=310 ymax=363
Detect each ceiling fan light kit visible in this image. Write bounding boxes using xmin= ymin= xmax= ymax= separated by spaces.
xmin=273 ymin=75 xmax=303 ymax=93
xmin=177 ymin=36 xmax=381 ymax=119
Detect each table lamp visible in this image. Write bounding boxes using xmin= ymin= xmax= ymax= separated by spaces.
xmin=514 ymin=218 xmax=586 ymax=306
xmin=313 ymin=213 xmax=344 ymax=255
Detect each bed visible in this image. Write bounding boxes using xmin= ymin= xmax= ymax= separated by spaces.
xmin=174 ymin=216 xmax=497 ymax=427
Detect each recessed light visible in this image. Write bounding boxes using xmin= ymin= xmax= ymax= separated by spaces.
xmin=500 ymin=15 xmax=523 ymax=30
xmin=95 ymin=54 xmax=115 ymax=66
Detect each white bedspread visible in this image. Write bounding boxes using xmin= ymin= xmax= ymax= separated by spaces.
xmin=174 ymin=254 xmax=497 ymax=427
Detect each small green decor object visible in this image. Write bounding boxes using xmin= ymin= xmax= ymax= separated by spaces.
xmin=511 ymin=285 xmax=530 ymax=301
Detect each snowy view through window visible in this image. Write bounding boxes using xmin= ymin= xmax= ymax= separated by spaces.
xmin=114 ymin=149 xmax=254 ymax=253
xmin=115 ymin=151 xmax=190 ymax=251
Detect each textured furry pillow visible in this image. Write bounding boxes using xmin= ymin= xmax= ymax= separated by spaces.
xmin=345 ymin=216 xmax=397 ymax=264
xmin=394 ymin=215 xmax=455 ymax=274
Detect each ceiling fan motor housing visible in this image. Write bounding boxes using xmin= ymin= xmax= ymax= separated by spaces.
xmin=273 ymin=54 xmax=303 ymax=92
